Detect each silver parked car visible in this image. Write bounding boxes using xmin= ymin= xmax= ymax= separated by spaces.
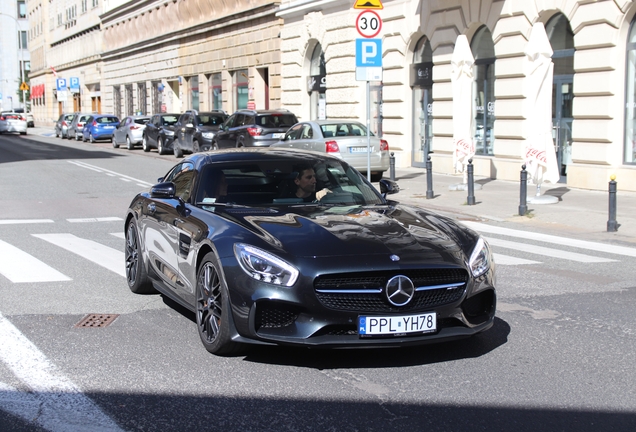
xmin=55 ymin=113 xmax=76 ymax=138
xmin=271 ymin=120 xmax=390 ymax=181
xmin=0 ymin=112 xmax=28 ymax=135
xmin=113 ymin=115 xmax=151 ymax=149
xmin=68 ymin=113 xmax=93 ymax=140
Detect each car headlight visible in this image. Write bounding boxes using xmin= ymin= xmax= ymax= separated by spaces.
xmin=468 ymin=237 xmax=491 ymax=278
xmin=234 ymin=244 xmax=299 ymax=286
xmin=202 ymin=132 xmax=214 ymax=139
xmin=164 ymin=130 xmax=174 ymax=136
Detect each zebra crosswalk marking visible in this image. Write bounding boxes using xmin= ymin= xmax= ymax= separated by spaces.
xmin=0 ymin=239 xmax=71 ymax=283
xmin=463 ymin=221 xmax=636 ymax=257
xmin=493 ymin=253 xmax=541 ymax=266
xmin=486 ymin=237 xmax=616 ymax=263
xmin=32 ymin=233 xmax=125 ymax=277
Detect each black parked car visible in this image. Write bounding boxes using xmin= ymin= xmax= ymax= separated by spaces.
xmin=212 ymin=109 xmax=298 ymax=149
xmin=173 ymin=110 xmax=228 ymax=158
xmin=142 ymin=113 xmax=180 ymax=154
xmin=124 ymin=148 xmax=497 ymax=355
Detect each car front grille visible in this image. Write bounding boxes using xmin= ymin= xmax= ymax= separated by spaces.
xmin=314 ymin=269 xmax=468 ymax=313
xmin=255 ymin=304 xmax=299 ymax=330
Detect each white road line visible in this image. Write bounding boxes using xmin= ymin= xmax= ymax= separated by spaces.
xmin=464 ymin=221 xmax=636 ymax=257
xmin=0 ymin=240 xmax=71 ymax=283
xmin=486 ymin=237 xmax=616 ymax=263
xmin=0 ymin=219 xmax=54 ymax=225
xmin=110 ymin=232 xmax=125 ymax=239
xmin=33 ymin=234 xmax=125 ymax=277
xmin=0 ymin=313 xmax=124 ymax=432
xmin=67 ymin=217 xmax=123 ymax=223
xmin=68 ymin=160 xmax=153 ymax=187
xmin=493 ymin=253 xmax=541 ymax=266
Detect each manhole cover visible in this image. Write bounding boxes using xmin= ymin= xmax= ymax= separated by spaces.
xmin=75 ymin=314 xmax=119 ymax=328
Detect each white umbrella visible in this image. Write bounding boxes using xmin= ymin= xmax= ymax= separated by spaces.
xmin=524 ymin=23 xmax=560 ymax=187
xmin=451 ymin=35 xmax=476 ymax=175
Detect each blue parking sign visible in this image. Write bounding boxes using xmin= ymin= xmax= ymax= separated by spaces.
xmin=70 ymin=77 xmax=80 ymax=90
xmin=356 ymin=38 xmax=382 ymax=67
xmin=56 ymin=78 xmax=67 ymax=91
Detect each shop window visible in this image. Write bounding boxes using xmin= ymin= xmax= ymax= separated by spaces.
xmin=625 ymin=20 xmax=636 ymax=163
xmin=189 ymin=76 xmax=199 ymax=111
xmin=137 ymin=83 xmax=147 ymax=115
xmin=471 ymin=26 xmax=496 ymax=156
xmin=210 ymin=73 xmax=222 ymax=110
xmin=233 ymin=69 xmax=248 ymax=111
xmin=308 ymin=43 xmax=326 ymax=120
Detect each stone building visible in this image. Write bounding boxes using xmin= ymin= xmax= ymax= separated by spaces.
xmin=0 ymin=0 xmax=30 ymax=113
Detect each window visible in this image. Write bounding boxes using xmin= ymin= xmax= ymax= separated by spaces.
xmin=189 ymin=76 xmax=199 ymax=111
xmin=113 ymin=86 xmax=122 ymax=119
xmin=92 ymin=0 xmax=99 ymax=8
xmin=233 ymin=69 xmax=248 ymax=111
xmin=137 ymin=83 xmax=147 ymax=115
xmin=625 ymin=20 xmax=636 ymax=164
xmin=210 ymin=73 xmax=222 ymax=110
xmin=18 ymin=1 xmax=26 ymax=19
xmin=18 ymin=31 xmax=27 ymax=49
xmin=471 ymin=26 xmax=496 ymax=156
xmin=81 ymin=0 xmax=87 ymax=13
xmin=164 ymin=162 xmax=195 ymax=202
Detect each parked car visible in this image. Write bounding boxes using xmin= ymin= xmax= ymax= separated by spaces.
xmin=212 ymin=109 xmax=298 ymax=150
xmin=113 ymin=115 xmax=151 ymax=149
xmin=124 ymin=148 xmax=496 ymax=355
xmin=54 ymin=113 xmax=76 ymax=138
xmin=0 ymin=112 xmax=28 ymax=135
xmin=173 ymin=110 xmax=228 ymax=157
xmin=68 ymin=113 xmax=93 ymax=141
xmin=142 ymin=113 xmax=180 ymax=154
xmin=271 ymin=120 xmax=390 ymax=182
xmin=82 ymin=115 xmax=120 ymax=143
xmin=14 ymin=109 xmax=35 ymax=127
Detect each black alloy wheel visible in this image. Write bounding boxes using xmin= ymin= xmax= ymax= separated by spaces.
xmin=157 ymin=137 xmax=165 ymax=155
xmin=125 ymin=220 xmax=155 ymax=294
xmin=196 ymin=253 xmax=241 ymax=355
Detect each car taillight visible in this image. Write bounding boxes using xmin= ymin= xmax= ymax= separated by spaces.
xmin=77 ymin=123 xmax=83 ymax=127
xmin=62 ymin=121 xmax=68 ymax=126
xmin=130 ymin=125 xmax=139 ymax=130
xmin=92 ymin=121 xmax=97 ymax=126
xmin=0 ymin=116 xmax=4 ymax=121
xmin=246 ymin=127 xmax=262 ymax=136
xmin=380 ymin=139 xmax=389 ymax=151
xmin=325 ymin=141 xmax=340 ymax=153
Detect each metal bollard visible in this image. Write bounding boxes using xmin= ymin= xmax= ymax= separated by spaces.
xmin=519 ymin=164 xmax=528 ymax=216
xmin=466 ymin=159 xmax=476 ymax=205
xmin=389 ymin=152 xmax=395 ymax=181
xmin=607 ymin=175 xmax=619 ymax=232
xmin=426 ymin=155 xmax=434 ymax=199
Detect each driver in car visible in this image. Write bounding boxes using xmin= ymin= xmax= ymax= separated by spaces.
xmin=292 ymin=165 xmax=331 ymax=202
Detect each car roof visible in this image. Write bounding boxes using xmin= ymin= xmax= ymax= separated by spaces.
xmin=184 ymin=147 xmax=343 ymax=169
xmin=305 ymin=120 xmax=365 ymax=126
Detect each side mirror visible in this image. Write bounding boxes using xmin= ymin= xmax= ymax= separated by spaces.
xmin=150 ymin=182 xmax=176 ymax=198
xmin=379 ymin=179 xmax=400 ymax=195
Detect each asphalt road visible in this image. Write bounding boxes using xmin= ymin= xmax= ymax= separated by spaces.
xmin=0 ymin=132 xmax=635 ymax=431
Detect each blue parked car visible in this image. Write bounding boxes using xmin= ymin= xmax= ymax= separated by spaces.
xmin=82 ymin=115 xmax=120 ymax=143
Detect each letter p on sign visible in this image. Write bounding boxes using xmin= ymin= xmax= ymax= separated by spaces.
xmin=356 ymin=38 xmax=382 ymax=67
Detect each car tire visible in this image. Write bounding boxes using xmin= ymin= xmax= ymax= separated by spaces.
xmin=157 ymin=137 xmax=166 ymax=155
xmin=55 ymin=129 xmax=59 ymax=138
xmin=211 ymin=142 xmax=219 ymax=151
xmin=142 ymin=135 xmax=150 ymax=152
xmin=370 ymin=172 xmax=383 ymax=182
xmin=126 ymin=136 xmax=134 ymax=150
xmin=196 ymin=252 xmax=242 ymax=355
xmin=90 ymin=133 xmax=96 ymax=144
xmin=75 ymin=133 xmax=80 ymax=141
xmin=82 ymin=134 xmax=87 ymax=142
xmin=174 ymin=144 xmax=183 ymax=158
xmin=192 ymin=140 xmax=200 ymax=153
xmin=20 ymin=131 xmax=27 ymax=136
xmin=125 ymin=220 xmax=156 ymax=294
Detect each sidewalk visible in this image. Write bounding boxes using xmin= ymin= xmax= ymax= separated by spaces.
xmin=390 ymin=167 xmax=636 ymax=245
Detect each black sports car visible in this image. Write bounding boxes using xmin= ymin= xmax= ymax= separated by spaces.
xmin=125 ymin=148 xmax=496 ymax=355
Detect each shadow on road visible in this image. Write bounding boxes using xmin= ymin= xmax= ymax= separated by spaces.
xmin=0 ymin=134 xmax=123 ymax=164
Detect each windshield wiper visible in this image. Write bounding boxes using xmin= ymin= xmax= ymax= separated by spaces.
xmin=196 ymin=202 xmax=249 ymax=208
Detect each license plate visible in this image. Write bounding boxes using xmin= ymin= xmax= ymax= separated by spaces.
xmin=350 ymin=147 xmax=370 ymax=153
xmin=359 ymin=312 xmax=436 ymax=337
xmin=103 ymin=125 xmax=114 ymax=129
xmin=272 ymin=133 xmax=284 ymax=139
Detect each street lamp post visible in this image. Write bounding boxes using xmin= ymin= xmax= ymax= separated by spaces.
xmin=0 ymin=11 xmax=27 ymax=111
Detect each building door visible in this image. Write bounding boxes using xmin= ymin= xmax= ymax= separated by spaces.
xmin=552 ymin=76 xmax=573 ymax=182
xmin=412 ymin=86 xmax=432 ymax=167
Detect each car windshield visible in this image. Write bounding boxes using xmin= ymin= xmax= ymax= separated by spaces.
xmin=197 ymin=114 xmax=225 ymax=126
xmin=134 ymin=118 xmax=150 ymax=125
xmin=257 ymin=114 xmax=297 ymax=129
xmin=195 ymin=157 xmax=384 ymax=207
xmin=97 ymin=117 xmax=118 ymax=124
xmin=321 ymin=123 xmax=371 ymax=138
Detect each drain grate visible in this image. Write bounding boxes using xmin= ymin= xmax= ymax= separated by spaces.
xmin=75 ymin=314 xmax=119 ymax=328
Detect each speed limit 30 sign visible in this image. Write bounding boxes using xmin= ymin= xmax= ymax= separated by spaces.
xmin=356 ymin=9 xmax=382 ymax=38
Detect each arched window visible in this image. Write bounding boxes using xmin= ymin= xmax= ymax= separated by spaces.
xmin=471 ymin=26 xmax=495 ymax=156
xmin=625 ymin=20 xmax=636 ymax=164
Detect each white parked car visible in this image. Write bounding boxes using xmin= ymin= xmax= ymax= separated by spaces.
xmin=271 ymin=120 xmax=389 ymax=181
xmin=0 ymin=112 xmax=28 ymax=135
xmin=113 ymin=115 xmax=151 ymax=150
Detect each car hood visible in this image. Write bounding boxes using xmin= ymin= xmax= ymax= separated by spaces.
xmin=199 ymin=125 xmax=221 ymax=132
xmin=225 ymin=204 xmax=476 ymax=266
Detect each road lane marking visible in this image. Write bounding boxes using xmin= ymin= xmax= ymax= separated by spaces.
xmin=0 ymin=240 xmax=71 ymax=283
xmin=68 ymin=160 xmax=153 ymax=187
xmin=486 ymin=237 xmax=616 ymax=263
xmin=32 ymin=234 xmax=125 ymax=277
xmin=67 ymin=217 xmax=123 ymax=223
xmin=464 ymin=221 xmax=636 ymax=257
xmin=0 ymin=219 xmax=54 ymax=224
xmin=493 ymin=253 xmax=541 ymax=265
xmin=0 ymin=313 xmax=124 ymax=431
xmin=110 ymin=232 xmax=125 ymax=239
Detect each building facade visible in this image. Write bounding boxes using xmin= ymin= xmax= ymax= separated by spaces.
xmin=24 ymin=0 xmax=636 ymax=192
xmin=0 ymin=0 xmax=30 ymax=112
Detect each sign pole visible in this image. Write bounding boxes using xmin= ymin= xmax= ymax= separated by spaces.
xmin=366 ymin=80 xmax=371 ymax=182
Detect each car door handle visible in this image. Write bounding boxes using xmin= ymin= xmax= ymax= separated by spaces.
xmin=147 ymin=203 xmax=156 ymax=214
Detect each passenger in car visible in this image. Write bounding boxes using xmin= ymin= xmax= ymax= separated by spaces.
xmin=283 ymin=165 xmax=331 ymax=202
